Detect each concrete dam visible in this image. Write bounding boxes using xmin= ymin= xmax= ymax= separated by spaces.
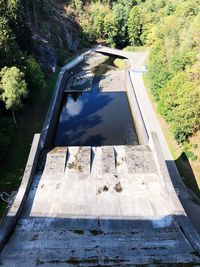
xmin=0 ymin=47 xmax=200 ymax=266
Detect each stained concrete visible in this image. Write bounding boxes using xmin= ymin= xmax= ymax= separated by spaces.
xmin=99 ymin=69 xmax=126 ymax=92
xmin=1 ymin=145 xmax=200 ymax=266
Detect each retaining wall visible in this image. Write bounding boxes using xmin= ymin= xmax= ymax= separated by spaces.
xmin=0 ymin=134 xmax=41 ymax=252
xmin=126 ymin=71 xmax=149 ymax=145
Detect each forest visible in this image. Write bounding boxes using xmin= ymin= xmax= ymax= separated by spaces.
xmin=72 ymin=0 xmax=200 ymax=144
xmin=0 ymin=0 xmax=199 ymax=209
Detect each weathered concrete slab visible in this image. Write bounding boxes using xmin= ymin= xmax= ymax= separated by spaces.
xmin=126 ymin=145 xmax=157 ymax=174
xmin=99 ymin=69 xmax=126 ymax=92
xmin=44 ymin=147 xmax=67 ymax=176
xmin=1 ymin=216 xmax=200 ymax=266
xmin=66 ymin=147 xmax=91 ymax=175
xmin=1 ymin=145 xmax=200 ymax=265
xmin=101 ymin=146 xmax=116 ymax=174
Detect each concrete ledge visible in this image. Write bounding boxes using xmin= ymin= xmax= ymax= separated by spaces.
xmin=150 ymin=132 xmax=200 ymax=255
xmin=95 ymin=46 xmax=131 ymax=61
xmin=41 ymin=55 xmax=84 ymax=148
xmin=126 ymin=71 xmax=149 ymax=145
xmin=0 ymin=134 xmax=41 ymax=252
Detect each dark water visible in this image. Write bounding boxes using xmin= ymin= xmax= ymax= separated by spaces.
xmin=54 ymin=80 xmax=138 ymax=146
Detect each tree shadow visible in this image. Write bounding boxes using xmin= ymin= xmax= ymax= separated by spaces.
xmin=175 ymin=152 xmax=200 ymax=198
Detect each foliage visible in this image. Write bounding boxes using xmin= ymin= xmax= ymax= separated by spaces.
xmin=0 ymin=66 xmax=27 ymax=110
xmin=145 ymin=0 xmax=200 ymax=142
xmin=0 ymin=117 xmax=14 ymax=162
xmin=103 ymin=12 xmax=118 ymax=47
xmin=191 ymin=155 xmax=198 ymax=161
xmin=0 ymin=16 xmax=19 ymax=67
xmin=158 ymin=72 xmax=200 ymax=142
xmin=74 ymin=0 xmax=199 ymax=143
xmin=23 ymin=55 xmax=47 ymax=96
xmin=128 ymin=6 xmax=143 ymax=45
xmin=192 ymin=144 xmax=198 ymax=149
xmin=113 ymin=58 xmax=128 ymax=69
xmin=185 ymin=150 xmax=194 ymax=159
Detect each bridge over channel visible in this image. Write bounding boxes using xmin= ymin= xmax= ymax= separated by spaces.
xmin=0 ymin=47 xmax=200 ymax=266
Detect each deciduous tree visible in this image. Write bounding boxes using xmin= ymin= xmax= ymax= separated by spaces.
xmin=0 ymin=66 xmax=27 ymax=127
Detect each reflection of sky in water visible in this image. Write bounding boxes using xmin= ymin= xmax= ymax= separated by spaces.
xmin=66 ymin=98 xmax=83 ymax=117
xmin=55 ymin=82 xmax=138 ymax=146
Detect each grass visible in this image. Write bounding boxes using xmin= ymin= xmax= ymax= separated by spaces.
xmin=0 ymin=70 xmax=59 ymax=219
xmin=113 ymin=58 xmax=129 ymax=69
xmin=143 ymin=73 xmax=200 ymax=198
xmin=123 ymin=46 xmax=150 ymax=52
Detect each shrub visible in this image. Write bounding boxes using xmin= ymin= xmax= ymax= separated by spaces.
xmin=185 ymin=150 xmax=194 ymax=158
xmin=191 ymin=155 xmax=198 ymax=161
xmin=192 ymin=143 xmax=198 ymax=149
xmin=0 ymin=117 xmax=14 ymax=162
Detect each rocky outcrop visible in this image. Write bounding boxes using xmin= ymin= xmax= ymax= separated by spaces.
xmin=27 ymin=1 xmax=84 ymax=72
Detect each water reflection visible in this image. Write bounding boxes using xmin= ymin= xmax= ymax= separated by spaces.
xmin=55 ymin=80 xmax=138 ymax=146
xmin=54 ymin=59 xmax=138 ymax=146
xmin=66 ymin=98 xmax=83 ymax=117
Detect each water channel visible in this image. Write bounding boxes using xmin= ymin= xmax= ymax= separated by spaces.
xmin=54 ymin=55 xmax=138 ymax=146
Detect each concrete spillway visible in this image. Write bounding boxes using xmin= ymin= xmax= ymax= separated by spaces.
xmin=0 ymin=47 xmax=200 ymax=266
xmin=1 ymin=144 xmax=200 ymax=266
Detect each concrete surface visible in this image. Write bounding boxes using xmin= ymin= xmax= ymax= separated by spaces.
xmin=99 ymin=69 xmax=126 ymax=92
xmin=1 ymin=144 xmax=200 ymax=266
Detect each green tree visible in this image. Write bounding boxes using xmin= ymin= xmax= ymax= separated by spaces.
xmin=88 ymin=3 xmax=110 ymax=39
xmin=112 ymin=3 xmax=129 ymax=47
xmin=148 ymin=41 xmax=173 ymax=99
xmin=0 ymin=17 xmax=18 ymax=67
xmin=103 ymin=12 xmax=118 ymax=47
xmin=158 ymin=72 xmax=200 ymax=142
xmin=128 ymin=6 xmax=143 ymax=45
xmin=23 ymin=55 xmax=46 ymax=96
xmin=0 ymin=66 xmax=27 ymax=127
xmin=0 ymin=0 xmax=7 ymax=16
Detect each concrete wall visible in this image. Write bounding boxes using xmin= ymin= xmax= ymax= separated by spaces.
xmin=0 ymin=134 xmax=41 ymax=252
xmin=126 ymin=71 xmax=149 ymax=145
xmin=40 ymin=55 xmax=84 ymax=148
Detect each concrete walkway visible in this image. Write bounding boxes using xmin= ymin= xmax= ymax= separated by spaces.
xmin=129 ymin=51 xmax=200 ymax=234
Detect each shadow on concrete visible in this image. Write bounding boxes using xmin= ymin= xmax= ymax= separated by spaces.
xmin=1 ymin=215 xmax=200 ymax=265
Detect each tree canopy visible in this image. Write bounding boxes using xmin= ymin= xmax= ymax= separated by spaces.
xmin=0 ymin=66 xmax=27 ymax=110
